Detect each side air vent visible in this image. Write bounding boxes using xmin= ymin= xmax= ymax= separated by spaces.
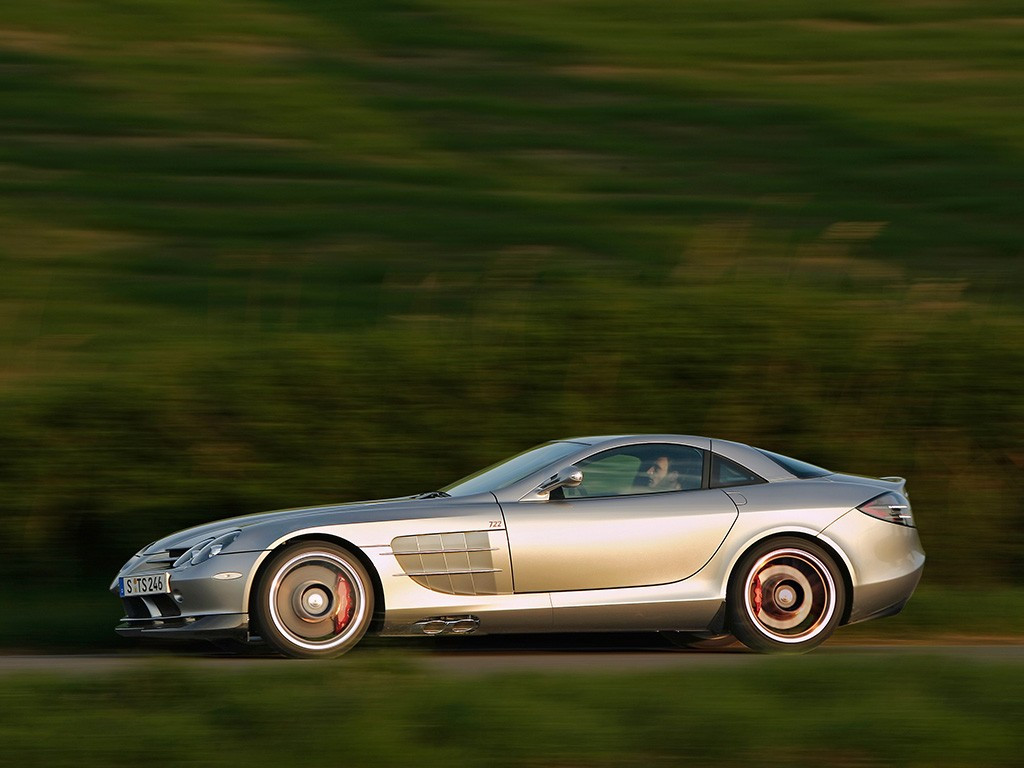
xmin=392 ymin=531 xmax=502 ymax=595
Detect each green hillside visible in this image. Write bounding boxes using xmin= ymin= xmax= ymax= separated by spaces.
xmin=1 ymin=0 xmax=1022 ymax=592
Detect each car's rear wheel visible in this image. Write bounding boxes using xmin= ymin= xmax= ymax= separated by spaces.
xmin=728 ymin=538 xmax=845 ymax=654
xmin=256 ymin=541 xmax=374 ymax=659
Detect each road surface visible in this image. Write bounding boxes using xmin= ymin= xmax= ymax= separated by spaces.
xmin=1 ymin=638 xmax=1021 ymax=676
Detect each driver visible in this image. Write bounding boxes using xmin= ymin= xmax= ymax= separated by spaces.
xmin=639 ymin=456 xmax=682 ymax=491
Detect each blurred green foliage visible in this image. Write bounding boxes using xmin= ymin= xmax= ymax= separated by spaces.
xmin=0 ymin=0 xmax=1022 ymax=586
xmin=1 ymin=654 xmax=1023 ymax=766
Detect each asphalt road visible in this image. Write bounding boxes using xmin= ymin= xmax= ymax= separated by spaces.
xmin=1 ymin=640 xmax=1022 ymax=676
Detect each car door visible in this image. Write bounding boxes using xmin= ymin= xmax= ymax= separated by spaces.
xmin=497 ymin=444 xmax=740 ymax=593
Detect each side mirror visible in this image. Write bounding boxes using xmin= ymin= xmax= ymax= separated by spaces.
xmin=524 ymin=465 xmax=583 ymax=501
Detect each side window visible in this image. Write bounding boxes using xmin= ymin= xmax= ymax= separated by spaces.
xmin=564 ymin=444 xmax=704 ymax=498
xmin=710 ymin=454 xmax=766 ymax=489
xmin=571 ymin=453 xmax=640 ymax=497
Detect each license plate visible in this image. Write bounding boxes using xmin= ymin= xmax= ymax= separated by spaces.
xmin=119 ymin=573 xmax=170 ymax=598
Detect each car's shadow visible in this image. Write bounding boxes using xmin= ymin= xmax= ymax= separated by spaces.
xmin=136 ymin=631 xmax=746 ymax=659
xmin=413 ymin=632 xmax=743 ymax=654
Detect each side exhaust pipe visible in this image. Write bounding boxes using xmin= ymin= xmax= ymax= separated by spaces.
xmin=414 ymin=616 xmax=480 ymax=635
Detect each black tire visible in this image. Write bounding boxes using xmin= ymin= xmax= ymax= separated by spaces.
xmin=255 ymin=541 xmax=374 ymax=659
xmin=727 ymin=537 xmax=845 ymax=654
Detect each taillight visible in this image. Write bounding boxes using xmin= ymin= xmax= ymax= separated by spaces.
xmin=858 ymin=492 xmax=914 ymax=527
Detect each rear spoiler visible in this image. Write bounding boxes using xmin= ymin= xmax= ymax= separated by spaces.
xmin=880 ymin=476 xmax=907 ymax=495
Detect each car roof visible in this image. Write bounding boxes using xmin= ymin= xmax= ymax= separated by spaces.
xmin=565 ymin=434 xmax=708 ymax=446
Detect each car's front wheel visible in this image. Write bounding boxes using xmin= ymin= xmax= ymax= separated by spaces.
xmin=255 ymin=541 xmax=374 ymax=659
xmin=727 ymin=538 xmax=845 ymax=654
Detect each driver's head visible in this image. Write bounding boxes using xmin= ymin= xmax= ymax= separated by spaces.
xmin=644 ymin=456 xmax=670 ymax=486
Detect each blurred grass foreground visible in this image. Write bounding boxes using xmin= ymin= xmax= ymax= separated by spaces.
xmin=0 ymin=0 xmax=1022 ymax=612
xmin=2 ymin=654 xmax=1023 ymax=767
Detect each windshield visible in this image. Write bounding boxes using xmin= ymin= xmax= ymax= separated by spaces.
xmin=442 ymin=441 xmax=586 ymax=497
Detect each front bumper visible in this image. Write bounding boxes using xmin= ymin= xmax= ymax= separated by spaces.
xmin=115 ymin=612 xmax=249 ymax=639
xmin=112 ymin=550 xmax=264 ymax=640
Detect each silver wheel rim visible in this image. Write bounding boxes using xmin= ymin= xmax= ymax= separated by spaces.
xmin=267 ymin=551 xmax=368 ymax=651
xmin=743 ymin=548 xmax=836 ymax=644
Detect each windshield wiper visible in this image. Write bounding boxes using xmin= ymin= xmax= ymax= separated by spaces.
xmin=414 ymin=490 xmax=451 ymax=499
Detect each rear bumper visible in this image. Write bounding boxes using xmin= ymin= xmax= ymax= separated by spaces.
xmin=818 ymin=510 xmax=926 ymax=625
xmin=844 ymin=562 xmax=924 ymax=624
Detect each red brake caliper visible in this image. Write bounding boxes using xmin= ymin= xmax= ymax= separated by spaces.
xmin=752 ymin=574 xmax=763 ymax=615
xmin=333 ymin=575 xmax=354 ymax=634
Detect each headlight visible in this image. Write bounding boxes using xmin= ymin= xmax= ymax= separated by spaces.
xmin=172 ymin=531 xmax=241 ymax=568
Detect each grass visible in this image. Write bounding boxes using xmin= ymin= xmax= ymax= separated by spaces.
xmin=840 ymin=587 xmax=1024 ymax=642
xmin=0 ymin=0 xmax=1022 ymax=591
xmin=0 ymin=652 xmax=1022 ymax=766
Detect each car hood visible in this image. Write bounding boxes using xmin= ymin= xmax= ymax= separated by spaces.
xmin=143 ymin=494 xmax=474 ymax=554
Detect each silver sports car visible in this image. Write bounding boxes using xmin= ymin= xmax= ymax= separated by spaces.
xmin=112 ymin=435 xmax=925 ymax=656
